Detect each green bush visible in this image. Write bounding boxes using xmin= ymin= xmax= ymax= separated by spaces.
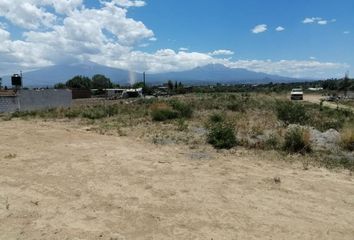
xmin=170 ymin=100 xmax=193 ymax=118
xmin=151 ymin=108 xmax=179 ymax=121
xmin=283 ymin=127 xmax=311 ymax=154
xmin=82 ymin=108 xmax=107 ymax=120
xmin=150 ymin=100 xmax=193 ymax=121
xmin=264 ymin=134 xmax=281 ymax=150
xmin=227 ymin=101 xmax=246 ymax=112
xmin=341 ymin=128 xmax=354 ymax=151
xmin=209 ymin=112 xmax=225 ymax=124
xmin=176 ymin=118 xmax=188 ymax=131
xmin=64 ymin=108 xmax=81 ymax=118
xmin=275 ymin=101 xmax=309 ymax=125
xmin=207 ymin=122 xmax=237 ymax=149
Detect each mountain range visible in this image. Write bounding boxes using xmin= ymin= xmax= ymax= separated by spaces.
xmin=1 ymin=62 xmax=300 ymax=87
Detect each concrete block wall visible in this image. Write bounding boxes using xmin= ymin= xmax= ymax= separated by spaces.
xmin=18 ymin=89 xmax=72 ymax=112
xmin=0 ymin=89 xmax=72 ymax=113
xmin=0 ymin=96 xmax=19 ymax=113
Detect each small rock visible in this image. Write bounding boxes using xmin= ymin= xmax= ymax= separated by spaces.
xmin=273 ymin=177 xmax=281 ymax=184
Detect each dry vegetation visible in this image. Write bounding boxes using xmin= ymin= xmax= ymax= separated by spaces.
xmin=2 ymin=93 xmax=353 ymax=170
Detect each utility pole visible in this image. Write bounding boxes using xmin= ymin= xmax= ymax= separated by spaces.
xmin=143 ymin=72 xmax=146 ymax=97
xmin=143 ymin=72 xmax=146 ymax=87
xmin=20 ymin=70 xmax=23 ymax=88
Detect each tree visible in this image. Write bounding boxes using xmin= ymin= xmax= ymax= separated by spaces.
xmin=133 ymin=82 xmax=145 ymax=89
xmin=54 ymin=82 xmax=66 ymax=89
xmin=0 ymin=77 xmax=2 ymax=89
xmin=92 ymin=74 xmax=113 ymax=90
xmin=338 ymin=75 xmax=352 ymax=97
xmin=167 ymin=80 xmax=174 ymax=91
xmin=66 ymin=76 xmax=92 ymax=89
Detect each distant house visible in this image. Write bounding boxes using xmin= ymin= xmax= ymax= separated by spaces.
xmin=308 ymin=87 xmax=323 ymax=91
xmin=106 ymin=88 xmax=143 ymax=99
xmin=335 ymin=90 xmax=354 ymax=99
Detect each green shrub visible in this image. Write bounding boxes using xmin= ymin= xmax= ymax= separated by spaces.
xmin=81 ymin=107 xmax=108 ymax=120
xmin=151 ymin=108 xmax=179 ymax=121
xmin=209 ymin=112 xmax=225 ymax=124
xmin=207 ymin=123 xmax=237 ymax=149
xmin=341 ymin=128 xmax=354 ymax=151
xmin=170 ymin=100 xmax=193 ymax=118
xmin=64 ymin=108 xmax=81 ymax=118
xmin=11 ymin=110 xmax=38 ymax=118
xmin=275 ymin=101 xmax=309 ymax=125
xmin=264 ymin=134 xmax=281 ymax=150
xmin=227 ymin=101 xmax=245 ymax=112
xmin=176 ymin=118 xmax=188 ymax=131
xmin=283 ymin=127 xmax=311 ymax=154
xmin=150 ymin=100 xmax=193 ymax=121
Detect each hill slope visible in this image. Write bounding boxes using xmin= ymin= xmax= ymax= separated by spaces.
xmin=148 ymin=64 xmax=297 ymax=84
xmin=1 ymin=63 xmax=299 ymax=87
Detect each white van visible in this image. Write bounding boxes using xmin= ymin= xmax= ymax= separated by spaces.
xmin=291 ymin=88 xmax=303 ymax=100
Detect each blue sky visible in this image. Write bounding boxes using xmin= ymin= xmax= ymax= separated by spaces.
xmin=0 ymin=0 xmax=353 ymax=78
xmin=128 ymin=0 xmax=354 ymax=60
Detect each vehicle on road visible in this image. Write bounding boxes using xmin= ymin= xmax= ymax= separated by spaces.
xmin=290 ymin=88 xmax=303 ymax=100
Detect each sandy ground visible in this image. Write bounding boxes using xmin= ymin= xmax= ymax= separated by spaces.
xmin=304 ymin=94 xmax=354 ymax=112
xmin=0 ymin=120 xmax=354 ymax=240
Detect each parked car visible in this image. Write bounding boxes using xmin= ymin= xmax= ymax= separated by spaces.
xmin=290 ymin=88 xmax=303 ymax=100
xmin=325 ymin=95 xmax=340 ymax=102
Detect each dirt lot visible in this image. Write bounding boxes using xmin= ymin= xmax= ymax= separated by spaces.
xmin=1 ymin=119 xmax=354 ymax=239
xmin=304 ymin=94 xmax=354 ymax=112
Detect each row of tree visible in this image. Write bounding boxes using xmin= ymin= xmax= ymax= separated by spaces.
xmin=54 ymin=75 xmax=187 ymax=95
xmin=166 ymin=80 xmax=186 ymax=94
xmin=55 ymin=75 xmax=115 ymax=90
xmin=322 ymin=77 xmax=354 ymax=92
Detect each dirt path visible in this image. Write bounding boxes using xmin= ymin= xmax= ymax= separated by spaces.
xmin=304 ymin=94 xmax=354 ymax=112
xmin=0 ymin=120 xmax=353 ymax=239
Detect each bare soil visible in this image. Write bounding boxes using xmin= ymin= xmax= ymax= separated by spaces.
xmin=0 ymin=120 xmax=353 ymax=239
xmin=304 ymin=94 xmax=354 ymax=112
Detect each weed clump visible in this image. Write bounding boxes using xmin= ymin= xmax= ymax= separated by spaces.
xmin=227 ymin=101 xmax=246 ymax=112
xmin=283 ymin=127 xmax=311 ymax=154
xmin=151 ymin=100 xmax=193 ymax=121
xmin=275 ymin=101 xmax=309 ymax=125
xmin=341 ymin=128 xmax=354 ymax=151
xmin=169 ymin=100 xmax=193 ymax=118
xmin=207 ymin=123 xmax=237 ymax=149
xmin=150 ymin=103 xmax=178 ymax=121
xmin=207 ymin=114 xmax=237 ymax=149
xmin=209 ymin=112 xmax=225 ymax=124
xmin=264 ymin=133 xmax=281 ymax=150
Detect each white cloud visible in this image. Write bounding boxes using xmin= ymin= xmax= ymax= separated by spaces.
xmin=0 ymin=0 xmax=154 ymax=74
xmin=302 ymin=17 xmax=335 ymax=25
xmin=111 ymin=0 xmax=146 ymax=8
xmin=344 ymin=31 xmax=350 ymax=34
xmin=41 ymin=0 xmax=83 ymax=14
xmin=0 ymin=27 xmax=10 ymax=42
xmin=303 ymin=17 xmax=320 ymax=24
xmin=275 ymin=26 xmax=285 ymax=32
xmin=251 ymin=24 xmax=267 ymax=34
xmin=0 ymin=1 xmax=57 ymax=29
xmin=309 ymin=57 xmax=316 ymax=60
xmin=318 ymin=20 xmax=327 ymax=25
xmin=208 ymin=49 xmax=234 ymax=56
xmin=225 ymin=59 xmax=349 ymax=78
xmin=179 ymin=47 xmax=189 ymax=51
